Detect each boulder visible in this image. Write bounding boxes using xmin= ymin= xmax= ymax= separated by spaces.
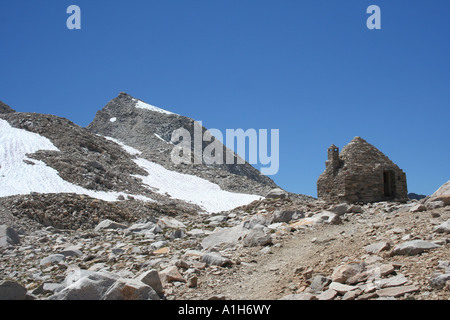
xmin=429 ymin=274 xmax=450 ymax=289
xmin=187 ymin=276 xmax=198 ymax=288
xmin=48 ymin=270 xmax=119 ymax=300
xmin=426 ymin=201 xmax=445 ymax=210
xmin=342 ymin=289 xmax=362 ymax=300
xmin=244 ymin=212 xmax=273 ymax=229
xmin=331 ymin=263 xmax=365 ymax=284
xmin=392 ymin=240 xmax=440 ymax=256
xmin=438 ymin=261 xmax=450 ymax=273
xmin=32 ymin=282 xmax=65 ymax=295
xmin=273 ymin=208 xmax=303 ymax=223
xmin=201 ymin=224 xmax=248 ymax=250
xmin=135 ymin=270 xmax=164 ymax=295
xmin=40 ymin=254 xmax=65 ymax=267
xmin=202 ymin=252 xmax=233 ymax=267
xmin=0 ymin=281 xmax=27 ymax=300
xmin=266 ymin=188 xmax=287 ymax=199
xmin=433 ymin=219 xmax=450 ymax=234
xmin=428 ymin=180 xmax=450 ymax=205
xmin=348 ymin=205 xmax=364 ymax=213
xmin=102 ymin=278 xmax=160 ymax=300
xmin=159 ymin=266 xmax=186 ymax=283
xmin=376 ymin=285 xmax=419 ymax=297
xmin=377 ymin=274 xmax=408 ymax=288
xmin=207 ymin=215 xmax=228 ymax=223
xmin=364 ymin=242 xmax=391 ymax=254
xmin=126 ymin=221 xmax=157 ymax=234
xmin=329 ymin=282 xmax=358 ymax=294
xmin=409 ymin=204 xmax=426 ymax=213
xmin=0 ymin=225 xmax=20 ymax=248
xmin=242 ymin=226 xmax=272 ymax=247
xmin=157 ymin=217 xmax=186 ymax=229
xmin=309 ymin=275 xmax=331 ymax=293
xmin=186 ymin=229 xmax=206 ymax=237
xmin=329 ymin=203 xmax=350 ymax=216
xmin=317 ymin=289 xmax=338 ymax=300
xmin=308 ymin=211 xmax=342 ymax=225
xmin=94 ymin=219 xmax=127 ymax=231
xmin=60 ymin=246 xmax=83 ymax=258
xmin=364 ymin=264 xmax=395 ymax=279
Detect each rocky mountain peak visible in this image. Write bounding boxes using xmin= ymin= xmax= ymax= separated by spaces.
xmin=0 ymin=101 xmax=15 ymax=114
xmin=87 ymin=93 xmax=278 ymax=196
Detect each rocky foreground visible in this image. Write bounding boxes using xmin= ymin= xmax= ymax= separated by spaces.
xmin=0 ymin=191 xmax=449 ymax=300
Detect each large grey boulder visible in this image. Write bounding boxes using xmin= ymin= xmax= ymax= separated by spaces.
xmin=429 ymin=274 xmax=450 ymax=289
xmin=426 ymin=200 xmax=445 ymax=210
xmin=309 ymin=275 xmax=331 ymax=293
xmin=126 ymin=221 xmax=157 ymax=233
xmin=0 ymin=225 xmax=20 ymax=248
xmin=94 ymin=219 xmax=128 ymax=231
xmin=409 ymin=203 xmax=426 ymax=212
xmin=331 ymin=263 xmax=365 ymax=284
xmin=135 ymin=270 xmax=164 ymax=295
xmin=392 ymin=240 xmax=440 ymax=256
xmin=202 ymin=252 xmax=233 ymax=267
xmin=40 ymin=254 xmax=65 ymax=267
xmin=328 ymin=203 xmax=350 ymax=216
xmin=48 ymin=270 xmax=119 ymax=300
xmin=266 ymin=188 xmax=287 ymax=199
xmin=307 ymin=211 xmax=341 ymax=225
xmin=364 ymin=242 xmax=391 ymax=254
xmin=243 ymin=213 xmax=274 ymax=229
xmin=201 ymin=224 xmax=248 ymax=250
xmin=102 ymin=278 xmax=160 ymax=300
xmin=0 ymin=281 xmax=27 ymax=300
xmin=242 ymin=226 xmax=272 ymax=247
xmin=32 ymin=282 xmax=65 ymax=295
xmin=60 ymin=246 xmax=83 ymax=258
xmin=427 ymin=180 xmax=450 ymax=205
xmin=273 ymin=208 xmax=303 ymax=223
xmin=433 ymin=219 xmax=450 ymax=234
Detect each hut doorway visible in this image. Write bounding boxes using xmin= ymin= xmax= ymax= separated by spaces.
xmin=383 ymin=170 xmax=396 ymax=198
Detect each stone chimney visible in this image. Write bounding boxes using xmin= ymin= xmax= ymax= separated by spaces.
xmin=326 ymin=144 xmax=341 ymax=172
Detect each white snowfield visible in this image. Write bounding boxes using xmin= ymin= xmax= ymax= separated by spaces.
xmin=103 ymin=136 xmax=142 ymax=156
xmin=0 ymin=119 xmax=152 ymax=202
xmin=0 ymin=118 xmax=262 ymax=213
xmin=99 ymin=137 xmax=263 ymax=213
xmin=134 ymin=99 xmax=177 ymax=116
xmin=132 ymin=157 xmax=262 ymax=214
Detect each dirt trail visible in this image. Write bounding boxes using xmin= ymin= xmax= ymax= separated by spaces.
xmin=177 ymin=207 xmax=450 ymax=300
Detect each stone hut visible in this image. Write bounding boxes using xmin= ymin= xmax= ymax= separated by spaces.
xmin=317 ymin=137 xmax=408 ymax=204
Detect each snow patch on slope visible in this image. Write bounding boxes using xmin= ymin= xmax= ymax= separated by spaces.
xmin=0 ymin=120 xmax=261 ymax=212
xmin=0 ymin=119 xmax=152 ymax=202
xmin=132 ymin=157 xmax=262 ymax=213
xmin=103 ymin=136 xmax=142 ymax=156
xmin=154 ymin=133 xmax=171 ymax=144
xmin=100 ymin=136 xmax=262 ymax=213
xmin=134 ymin=99 xmax=177 ymax=115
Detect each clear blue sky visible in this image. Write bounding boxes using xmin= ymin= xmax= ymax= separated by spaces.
xmin=1 ymin=0 xmax=449 ymax=197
